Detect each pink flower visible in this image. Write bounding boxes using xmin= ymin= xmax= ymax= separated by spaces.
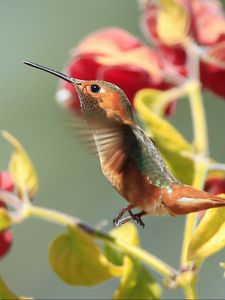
xmin=204 ymin=177 xmax=225 ymax=195
xmin=0 ymin=224 xmax=12 ymax=259
xmin=0 ymin=171 xmax=15 ymax=192
xmin=0 ymin=171 xmax=14 ymax=258
xmin=140 ymin=0 xmax=225 ymax=99
xmin=56 ymin=28 xmax=175 ymax=115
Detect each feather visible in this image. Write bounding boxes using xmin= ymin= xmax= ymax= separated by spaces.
xmin=93 ymin=123 xmax=136 ymax=177
xmin=63 ymin=112 xmax=98 ymax=155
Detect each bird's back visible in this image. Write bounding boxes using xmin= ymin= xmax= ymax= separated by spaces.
xmin=130 ymin=126 xmax=179 ymax=188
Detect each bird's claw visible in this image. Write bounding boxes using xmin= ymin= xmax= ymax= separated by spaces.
xmin=113 ymin=216 xmax=121 ymax=228
xmin=113 ymin=210 xmax=146 ymax=228
xmin=128 ymin=210 xmax=145 ymax=228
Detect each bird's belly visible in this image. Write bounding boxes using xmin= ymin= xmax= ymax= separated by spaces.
xmin=102 ymin=158 xmax=171 ymax=216
xmin=132 ymin=184 xmax=169 ymax=216
xmin=141 ymin=197 xmax=169 ymax=216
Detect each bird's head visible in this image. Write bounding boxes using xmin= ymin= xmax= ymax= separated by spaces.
xmin=24 ymin=61 xmax=135 ymax=126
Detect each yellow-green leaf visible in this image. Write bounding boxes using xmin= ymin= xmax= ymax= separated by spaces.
xmin=157 ymin=0 xmax=189 ymax=45
xmin=111 ymin=223 xmax=139 ymax=247
xmin=113 ymin=257 xmax=161 ymax=300
xmin=49 ymin=226 xmax=122 ymax=286
xmin=134 ymin=89 xmax=194 ymax=184
xmin=0 ymin=209 xmax=11 ymax=232
xmin=0 ymin=275 xmax=32 ymax=299
xmin=104 ymin=223 xmax=139 ymax=265
xmin=103 ymin=223 xmax=161 ymax=299
xmin=2 ymin=131 xmax=38 ymax=198
xmin=188 ymin=207 xmax=225 ymax=260
xmin=220 ymin=262 xmax=225 ymax=278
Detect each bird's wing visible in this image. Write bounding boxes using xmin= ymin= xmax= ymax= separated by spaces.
xmin=76 ymin=121 xmax=176 ymax=186
xmin=67 ymin=114 xmax=176 ymax=186
xmin=64 ymin=113 xmax=98 ymax=155
xmin=93 ymin=123 xmax=136 ymax=174
xmin=66 ymin=113 xmax=136 ymax=173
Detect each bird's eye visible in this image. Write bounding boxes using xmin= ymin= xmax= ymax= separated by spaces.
xmin=90 ymin=84 xmax=101 ymax=93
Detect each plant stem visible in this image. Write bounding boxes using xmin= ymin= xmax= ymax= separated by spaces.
xmin=180 ymin=213 xmax=196 ymax=267
xmin=109 ymin=237 xmax=177 ymax=279
xmin=180 ymin=85 xmax=209 ymax=267
xmin=183 ymin=278 xmax=198 ymax=300
xmin=0 ymin=191 xmax=22 ymax=210
xmin=180 ymin=81 xmax=209 ymax=299
xmin=186 ymin=81 xmax=208 ymax=156
xmin=28 ymin=205 xmax=80 ymax=226
xmin=27 ymin=204 xmax=177 ymax=279
xmin=181 ymin=157 xmax=209 ymax=264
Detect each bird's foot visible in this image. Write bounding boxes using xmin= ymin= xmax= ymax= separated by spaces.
xmin=113 ymin=205 xmax=133 ymax=227
xmin=128 ymin=210 xmax=145 ymax=228
xmin=113 ymin=215 xmax=123 ymax=228
xmin=113 ymin=209 xmax=146 ymax=228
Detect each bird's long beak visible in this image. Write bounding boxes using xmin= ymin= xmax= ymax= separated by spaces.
xmin=23 ymin=61 xmax=75 ymax=84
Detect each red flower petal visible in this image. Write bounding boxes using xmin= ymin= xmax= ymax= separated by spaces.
xmin=191 ymin=0 xmax=225 ymax=45
xmin=68 ymin=53 xmax=102 ymax=80
xmin=56 ymin=28 xmax=176 ymax=115
xmin=77 ymin=27 xmax=142 ymax=54
xmin=200 ymin=61 xmax=225 ymax=99
xmin=56 ymin=53 xmax=101 ymax=112
xmin=0 ymin=201 xmax=6 ymax=209
xmin=99 ymin=64 xmax=175 ymax=116
xmin=141 ymin=0 xmax=225 ymax=46
xmin=140 ymin=3 xmax=159 ymax=44
xmin=204 ymin=177 xmax=225 ymax=195
xmin=0 ymin=229 xmax=12 ymax=258
xmin=158 ymin=45 xmax=187 ymax=76
xmin=98 ymin=64 xmax=153 ymax=104
xmin=0 ymin=172 xmax=14 ymax=192
xmin=164 ymin=100 xmax=177 ymax=116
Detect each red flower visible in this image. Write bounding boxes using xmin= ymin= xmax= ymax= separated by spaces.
xmin=56 ymin=28 xmax=175 ymax=115
xmin=0 ymin=171 xmax=14 ymax=192
xmin=0 ymin=171 xmax=14 ymax=259
xmin=204 ymin=177 xmax=225 ymax=195
xmin=140 ymin=0 xmax=225 ymax=100
xmin=0 ymin=229 xmax=12 ymax=259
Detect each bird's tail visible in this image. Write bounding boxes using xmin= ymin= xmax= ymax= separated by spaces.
xmin=166 ymin=184 xmax=225 ymax=215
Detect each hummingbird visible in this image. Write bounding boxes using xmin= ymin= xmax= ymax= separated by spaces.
xmin=24 ymin=61 xmax=225 ymax=227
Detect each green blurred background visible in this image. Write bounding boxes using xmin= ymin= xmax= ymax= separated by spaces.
xmin=0 ymin=0 xmax=225 ymax=299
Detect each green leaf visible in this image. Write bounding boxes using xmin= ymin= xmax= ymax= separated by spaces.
xmin=0 ymin=275 xmax=31 ymax=299
xmin=49 ymin=226 xmax=122 ymax=286
xmin=104 ymin=223 xmax=139 ymax=266
xmin=0 ymin=209 xmax=11 ymax=232
xmin=188 ymin=207 xmax=225 ymax=260
xmin=2 ymin=131 xmax=38 ymax=199
xmin=157 ymin=0 xmax=189 ymax=45
xmin=113 ymin=257 xmax=161 ymax=300
xmin=134 ymin=89 xmax=195 ymax=184
xmin=103 ymin=224 xmax=161 ymax=299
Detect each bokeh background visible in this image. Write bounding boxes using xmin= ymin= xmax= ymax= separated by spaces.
xmin=0 ymin=0 xmax=225 ymax=299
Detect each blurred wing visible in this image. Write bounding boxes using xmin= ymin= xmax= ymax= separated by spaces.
xmin=93 ymin=123 xmax=136 ymax=174
xmin=63 ymin=113 xmax=98 ymax=155
xmin=64 ymin=113 xmax=136 ymax=172
xmin=65 ymin=113 xmax=175 ymax=185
